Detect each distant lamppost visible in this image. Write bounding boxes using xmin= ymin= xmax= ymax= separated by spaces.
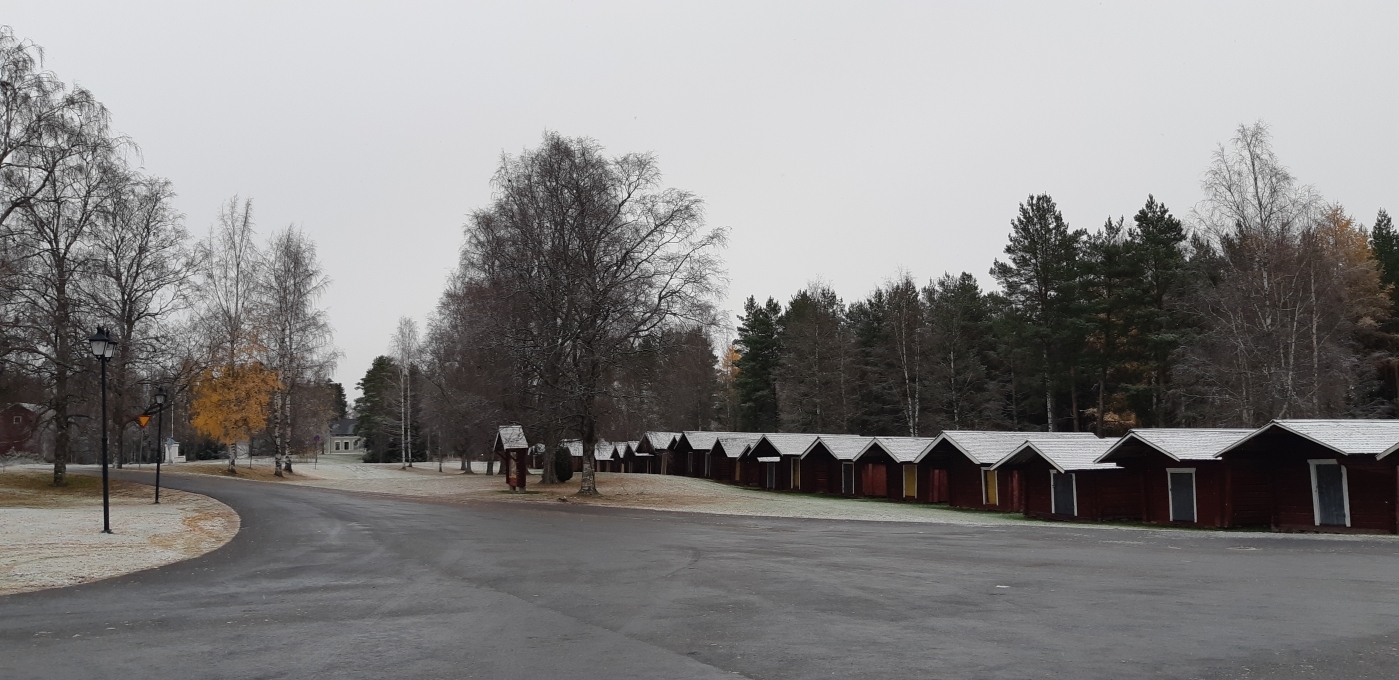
xmin=89 ymin=327 xmax=117 ymax=534
xmin=153 ymin=387 xmax=167 ymax=504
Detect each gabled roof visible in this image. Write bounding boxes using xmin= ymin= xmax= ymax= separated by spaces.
xmin=1220 ymin=419 xmax=1399 ymax=459
xmin=680 ymin=431 xmax=748 ymax=452
xmin=803 ymin=434 xmax=875 ymax=461
xmin=713 ymin=435 xmax=762 ymax=458
xmin=992 ymin=436 xmax=1120 ymax=473
xmin=755 ymin=433 xmax=823 ymax=458
xmin=1097 ymin=428 xmax=1253 ymax=463
xmin=597 ymin=440 xmax=619 ymax=459
xmin=638 ymin=431 xmax=680 ymax=452
xmin=329 ymin=418 xmax=358 ymax=437
xmin=493 ymin=425 xmax=529 ymax=451
xmin=920 ymin=430 xmax=1099 ymax=465
xmin=856 ymin=436 xmax=938 ymax=463
xmin=560 ymin=440 xmax=584 ymax=458
xmin=622 ymin=441 xmax=647 ymax=457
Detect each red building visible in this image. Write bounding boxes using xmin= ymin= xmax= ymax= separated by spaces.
xmin=916 ymin=431 xmax=1099 ymax=511
xmin=637 ymin=431 xmax=681 ymax=475
xmin=991 ymin=436 xmax=1135 ymax=521
xmin=1096 ymin=429 xmax=1252 ymax=527
xmin=794 ymin=435 xmax=873 ymax=495
xmin=744 ymin=434 xmax=822 ymax=489
xmin=854 ymin=437 xmax=938 ymax=502
xmin=675 ymin=431 xmax=747 ymax=478
xmin=710 ymin=435 xmax=760 ymax=483
xmin=0 ymin=403 xmax=43 ymax=456
xmin=1217 ymin=420 xmax=1399 ymax=534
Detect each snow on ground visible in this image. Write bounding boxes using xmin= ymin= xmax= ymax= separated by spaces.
xmin=0 ymin=468 xmax=239 ymax=596
xmin=171 ymin=457 xmax=1033 ymax=526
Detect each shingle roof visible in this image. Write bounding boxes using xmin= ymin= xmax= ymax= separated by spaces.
xmin=640 ymin=431 xmax=680 ymax=452
xmin=1224 ymin=419 xmax=1399 ymax=458
xmin=330 ymin=418 xmax=358 ymax=437
xmin=560 ymin=440 xmax=584 ymax=458
xmin=714 ymin=435 xmax=762 ymax=458
xmin=756 ymin=433 xmax=823 ymax=458
xmin=924 ymin=431 xmax=1099 ymax=465
xmin=992 ymin=436 xmax=1121 ymax=472
xmin=1098 ymin=428 xmax=1253 ymax=463
xmin=805 ymin=435 xmax=875 ymax=461
xmin=494 ymin=425 xmax=529 ymax=451
xmin=857 ymin=436 xmax=938 ymax=463
xmin=679 ymin=431 xmax=748 ymax=452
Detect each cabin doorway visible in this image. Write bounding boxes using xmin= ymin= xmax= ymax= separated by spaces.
xmin=1309 ymin=460 xmax=1350 ymax=527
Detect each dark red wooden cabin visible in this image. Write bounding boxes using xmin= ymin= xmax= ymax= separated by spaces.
xmin=991 ymin=436 xmax=1137 ymax=521
xmin=492 ymin=425 xmax=530 ymax=491
xmin=855 ymin=437 xmax=938 ymax=502
xmin=638 ymin=431 xmax=681 ymax=475
xmin=793 ymin=435 xmax=874 ymax=495
xmin=1097 ymin=429 xmax=1253 ymax=528
xmin=1218 ymin=420 xmax=1399 ymax=534
xmin=709 ymin=435 xmax=759 ymax=483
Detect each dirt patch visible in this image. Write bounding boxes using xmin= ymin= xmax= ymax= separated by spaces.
xmin=0 ymin=469 xmax=240 ymax=596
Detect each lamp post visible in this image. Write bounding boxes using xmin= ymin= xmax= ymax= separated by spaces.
xmin=154 ymin=387 xmax=167 ymax=504
xmin=89 ymin=328 xmax=117 ymax=534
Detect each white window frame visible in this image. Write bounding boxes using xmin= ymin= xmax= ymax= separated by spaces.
xmin=1165 ymin=467 xmax=1198 ymax=523
xmin=1049 ymin=470 xmax=1078 ymax=517
xmin=1308 ymin=459 xmax=1352 ymax=528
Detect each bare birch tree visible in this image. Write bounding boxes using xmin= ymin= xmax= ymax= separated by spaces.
xmin=259 ymin=226 xmax=335 ymax=476
xmin=389 ymin=316 xmax=419 ymax=468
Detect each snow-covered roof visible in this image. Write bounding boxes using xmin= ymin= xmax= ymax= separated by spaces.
xmin=857 ymin=436 xmax=938 ymax=463
xmin=804 ymin=435 xmax=875 ymax=461
xmin=713 ymin=435 xmax=762 ymax=458
xmin=1098 ymin=428 xmax=1253 ymax=463
xmin=756 ymin=433 xmax=823 ymax=458
xmin=493 ymin=425 xmax=529 ymax=451
xmin=639 ymin=431 xmax=680 ymax=452
xmin=560 ymin=440 xmax=584 ymax=458
xmin=679 ymin=431 xmax=747 ymax=452
xmin=1221 ymin=419 xmax=1399 ymax=459
xmin=622 ymin=441 xmax=643 ymax=456
xmin=922 ymin=431 xmax=1099 ymax=465
xmin=992 ymin=436 xmax=1121 ymax=472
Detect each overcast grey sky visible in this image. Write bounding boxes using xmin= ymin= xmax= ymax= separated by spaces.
xmin=9 ymin=1 xmax=1398 ymax=398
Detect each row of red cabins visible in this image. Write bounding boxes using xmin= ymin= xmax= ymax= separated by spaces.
xmin=558 ymin=420 xmax=1399 ymax=534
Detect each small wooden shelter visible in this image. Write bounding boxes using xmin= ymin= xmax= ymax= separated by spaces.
xmin=746 ymin=434 xmax=823 ymax=490
xmin=1217 ymin=419 xmax=1399 ymax=533
xmin=492 ymin=425 xmax=530 ymax=491
xmin=855 ymin=437 xmax=938 ymax=501
xmin=675 ymin=431 xmax=742 ymax=477
xmin=710 ymin=435 xmax=761 ymax=482
xmin=991 ymin=436 xmax=1133 ymax=520
xmin=795 ymin=435 xmax=876 ymax=495
xmin=1096 ymin=429 xmax=1252 ymax=527
xmin=637 ymin=431 xmax=681 ymax=475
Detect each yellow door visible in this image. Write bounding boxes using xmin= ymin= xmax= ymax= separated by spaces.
xmin=903 ymin=465 xmax=917 ymax=498
xmin=984 ymin=469 xmax=998 ymax=505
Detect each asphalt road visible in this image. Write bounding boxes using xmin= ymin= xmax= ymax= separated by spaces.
xmin=3 ymin=473 xmax=1398 ymax=680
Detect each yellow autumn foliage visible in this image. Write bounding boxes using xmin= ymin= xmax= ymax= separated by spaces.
xmin=190 ymin=363 xmax=282 ymax=446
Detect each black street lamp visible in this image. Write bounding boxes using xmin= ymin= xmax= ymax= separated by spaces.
xmin=89 ymin=327 xmax=117 ymax=534
xmin=153 ymin=387 xmax=167 ymax=504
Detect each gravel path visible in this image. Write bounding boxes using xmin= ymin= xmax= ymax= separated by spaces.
xmin=0 ymin=468 xmax=239 ymax=596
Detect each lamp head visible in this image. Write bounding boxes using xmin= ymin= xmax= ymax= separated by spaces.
xmin=89 ymin=328 xmax=111 ymax=358
xmin=155 ymin=388 xmax=167 ymax=406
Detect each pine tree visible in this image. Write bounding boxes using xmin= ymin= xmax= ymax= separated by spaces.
xmin=1083 ymin=216 xmax=1138 ymax=434
xmin=990 ymin=194 xmax=1086 ymax=431
xmin=1126 ymin=195 xmax=1188 ymax=426
xmin=733 ymin=297 xmax=783 ymax=432
xmin=1370 ymin=209 xmax=1399 ymax=315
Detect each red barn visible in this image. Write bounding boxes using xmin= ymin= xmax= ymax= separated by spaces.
xmin=1217 ymin=420 xmax=1399 ymax=534
xmin=0 ymin=403 xmax=43 ymax=456
xmin=991 ymin=436 xmax=1136 ymax=521
xmin=1096 ymin=429 xmax=1252 ymax=527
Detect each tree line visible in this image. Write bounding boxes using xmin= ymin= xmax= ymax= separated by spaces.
xmin=382 ymin=123 xmax=1395 ymax=485
xmin=0 ymin=27 xmax=340 ymax=484
xmin=733 ymin=123 xmax=1397 ymax=436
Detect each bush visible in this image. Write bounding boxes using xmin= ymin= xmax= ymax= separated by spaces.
xmin=554 ymin=450 xmax=574 ymax=482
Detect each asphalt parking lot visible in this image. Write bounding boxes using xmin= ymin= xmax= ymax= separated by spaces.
xmin=2 ymin=472 xmax=1397 ymax=679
